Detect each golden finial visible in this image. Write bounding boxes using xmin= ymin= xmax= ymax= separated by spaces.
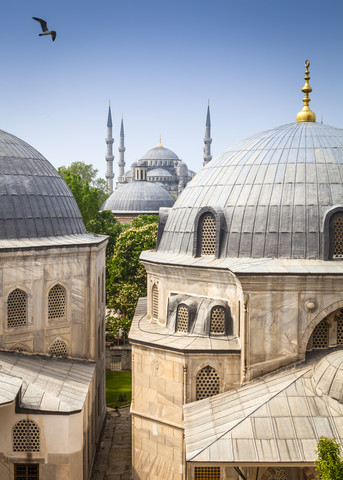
xmin=296 ymin=60 xmax=316 ymax=122
xmin=157 ymin=135 xmax=163 ymax=148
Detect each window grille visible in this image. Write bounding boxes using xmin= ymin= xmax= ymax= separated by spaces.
xmin=48 ymin=284 xmax=66 ymax=320
xmin=210 ymin=306 xmax=225 ymax=334
xmin=194 ymin=466 xmax=221 ymax=480
xmin=312 ymin=320 xmax=329 ymax=349
xmin=200 ymin=213 xmax=216 ymax=255
xmin=13 ymin=420 xmax=40 ymax=452
xmin=152 ymin=284 xmax=159 ymax=321
xmin=111 ymin=354 xmax=122 ymax=371
xmin=196 ymin=366 xmax=220 ymax=400
xmin=337 ymin=309 xmax=343 ymax=345
xmin=11 ymin=344 xmax=27 ymax=353
xmin=176 ymin=305 xmax=189 ymax=333
xmin=331 ymin=213 xmax=343 ymax=259
xmin=7 ymin=289 xmax=27 ymax=328
xmin=49 ymin=339 xmax=68 ymax=357
xmin=15 ymin=464 xmax=39 ymax=480
xmin=268 ymin=468 xmax=288 ymax=480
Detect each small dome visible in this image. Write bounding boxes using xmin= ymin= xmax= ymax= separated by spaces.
xmin=312 ymin=350 xmax=343 ymax=403
xmin=159 ymin=122 xmax=343 ymax=259
xmin=0 ymin=129 xmax=86 ymax=240
xmin=101 ymin=181 xmax=174 ymax=213
xmin=141 ymin=146 xmax=179 ymax=162
xmin=147 ymin=168 xmax=173 ymax=178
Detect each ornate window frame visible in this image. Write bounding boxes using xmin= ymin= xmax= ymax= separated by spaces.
xmin=193 ymin=206 xmax=224 ymax=258
xmin=323 ymin=206 xmax=343 ymax=260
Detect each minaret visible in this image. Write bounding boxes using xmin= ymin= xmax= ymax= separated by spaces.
xmin=105 ymin=104 xmax=114 ymax=195
xmin=118 ymin=116 xmax=126 ymax=185
xmin=203 ymin=102 xmax=212 ymax=166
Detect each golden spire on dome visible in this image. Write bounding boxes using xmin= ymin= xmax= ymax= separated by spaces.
xmin=296 ymin=60 xmax=316 ymax=122
xmin=157 ymin=135 xmax=163 ymax=148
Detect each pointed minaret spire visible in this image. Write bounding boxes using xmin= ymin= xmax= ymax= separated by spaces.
xmin=105 ymin=103 xmax=114 ymax=195
xmin=118 ymin=115 xmax=126 ymax=185
xmin=203 ymin=101 xmax=212 ymax=166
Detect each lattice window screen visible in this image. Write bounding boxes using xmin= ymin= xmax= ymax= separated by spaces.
xmin=268 ymin=468 xmax=288 ymax=480
xmin=200 ymin=214 xmax=216 ymax=255
xmin=13 ymin=420 xmax=40 ymax=452
xmin=15 ymin=464 xmax=39 ymax=480
xmin=337 ymin=309 xmax=343 ymax=345
xmin=194 ymin=467 xmax=221 ymax=479
xmin=312 ymin=320 xmax=329 ymax=349
xmin=152 ymin=284 xmax=159 ymax=320
xmin=210 ymin=307 xmax=225 ymax=334
xmin=7 ymin=289 xmax=27 ymax=328
xmin=332 ymin=214 xmax=343 ymax=259
xmin=48 ymin=284 xmax=66 ymax=320
xmin=176 ymin=305 xmax=189 ymax=333
xmin=49 ymin=339 xmax=68 ymax=357
xmin=196 ymin=366 xmax=220 ymax=400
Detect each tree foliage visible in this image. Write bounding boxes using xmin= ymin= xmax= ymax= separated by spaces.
xmin=315 ymin=437 xmax=343 ymax=479
xmin=58 ymin=161 xmax=108 ymax=224
xmin=87 ymin=210 xmax=127 ymax=260
xmin=107 ymin=218 xmax=158 ymax=325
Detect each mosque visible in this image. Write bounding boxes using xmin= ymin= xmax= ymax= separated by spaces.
xmin=0 ymin=130 xmax=107 ymax=479
xmin=101 ymin=106 xmax=207 ymax=222
xmin=129 ymin=61 xmax=343 ymax=480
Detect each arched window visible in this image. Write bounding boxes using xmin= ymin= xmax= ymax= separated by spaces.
xmin=152 ymin=284 xmax=159 ymax=321
xmin=199 ymin=213 xmax=216 ymax=255
xmin=210 ymin=306 xmax=226 ymax=335
xmin=337 ymin=309 xmax=343 ymax=345
xmin=49 ymin=338 xmax=68 ymax=357
xmin=329 ymin=211 xmax=343 ymax=259
xmin=7 ymin=288 xmax=27 ymax=328
xmin=312 ymin=320 xmax=329 ymax=349
xmin=176 ymin=304 xmax=189 ymax=333
xmin=196 ymin=365 xmax=220 ymax=400
xmin=48 ymin=284 xmax=66 ymax=320
xmin=13 ymin=420 xmax=40 ymax=452
xmin=194 ymin=467 xmax=221 ymax=480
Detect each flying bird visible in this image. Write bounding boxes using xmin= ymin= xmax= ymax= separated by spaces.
xmin=32 ymin=17 xmax=56 ymax=42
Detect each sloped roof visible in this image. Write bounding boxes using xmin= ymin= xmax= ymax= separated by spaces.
xmin=0 ymin=351 xmax=95 ymax=413
xmin=184 ymin=350 xmax=343 ymax=464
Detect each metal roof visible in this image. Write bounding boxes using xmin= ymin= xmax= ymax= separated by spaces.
xmin=0 ymin=129 xmax=86 ymax=240
xmin=147 ymin=168 xmax=173 ymax=177
xmin=0 ymin=351 xmax=95 ymax=413
xmin=101 ymin=180 xmax=174 ymax=213
xmin=159 ymin=122 xmax=343 ymax=260
xmin=184 ymin=349 xmax=343 ymax=464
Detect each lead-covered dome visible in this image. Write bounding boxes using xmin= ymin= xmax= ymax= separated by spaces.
xmin=141 ymin=146 xmax=179 ymax=162
xmin=101 ymin=180 xmax=174 ymax=213
xmin=312 ymin=350 xmax=343 ymax=403
xmin=158 ymin=122 xmax=343 ymax=259
xmin=0 ymin=129 xmax=86 ymax=239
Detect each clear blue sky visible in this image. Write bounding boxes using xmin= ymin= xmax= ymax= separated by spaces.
xmin=1 ymin=0 xmax=343 ymax=180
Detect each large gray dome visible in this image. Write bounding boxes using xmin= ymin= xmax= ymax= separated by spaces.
xmin=0 ymin=129 xmax=86 ymax=240
xmin=141 ymin=146 xmax=179 ymax=162
xmin=101 ymin=181 xmax=174 ymax=213
xmin=158 ymin=122 xmax=343 ymax=259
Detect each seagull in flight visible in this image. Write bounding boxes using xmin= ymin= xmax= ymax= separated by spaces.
xmin=32 ymin=17 xmax=56 ymax=42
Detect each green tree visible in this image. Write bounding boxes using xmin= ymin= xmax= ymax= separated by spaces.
xmin=87 ymin=210 xmax=127 ymax=261
xmin=315 ymin=437 xmax=343 ymax=479
xmin=107 ymin=218 xmax=158 ymax=326
xmin=60 ymin=170 xmax=100 ymax=226
xmin=59 ymin=161 xmax=108 ymax=210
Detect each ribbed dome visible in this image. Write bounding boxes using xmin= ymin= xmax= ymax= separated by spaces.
xmin=158 ymin=122 xmax=343 ymax=259
xmin=312 ymin=350 xmax=343 ymax=403
xmin=0 ymin=129 xmax=86 ymax=240
xmin=147 ymin=168 xmax=173 ymax=177
xmin=141 ymin=146 xmax=179 ymax=162
xmin=101 ymin=181 xmax=174 ymax=213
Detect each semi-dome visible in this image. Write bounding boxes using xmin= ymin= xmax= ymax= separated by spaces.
xmin=147 ymin=168 xmax=173 ymax=177
xmin=158 ymin=122 xmax=343 ymax=259
xmin=101 ymin=180 xmax=174 ymax=213
xmin=312 ymin=350 xmax=343 ymax=403
xmin=141 ymin=146 xmax=179 ymax=162
xmin=0 ymin=129 xmax=86 ymax=240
